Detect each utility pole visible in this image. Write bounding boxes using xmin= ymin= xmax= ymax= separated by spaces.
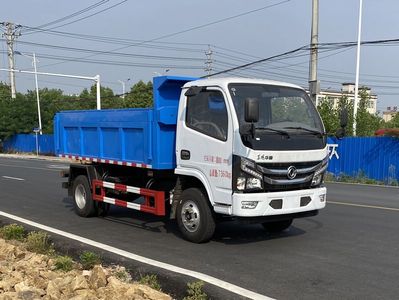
xmin=118 ymin=80 xmax=126 ymax=98
xmin=308 ymin=0 xmax=320 ymax=105
xmin=205 ymin=45 xmax=213 ymax=77
xmin=1 ymin=22 xmax=20 ymax=98
xmin=353 ymin=0 xmax=363 ymax=136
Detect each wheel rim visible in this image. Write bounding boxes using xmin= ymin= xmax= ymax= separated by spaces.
xmin=75 ymin=184 xmax=87 ymax=209
xmin=180 ymin=200 xmax=200 ymax=233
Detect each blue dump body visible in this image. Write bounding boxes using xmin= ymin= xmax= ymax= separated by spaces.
xmin=54 ymin=76 xmax=197 ymax=170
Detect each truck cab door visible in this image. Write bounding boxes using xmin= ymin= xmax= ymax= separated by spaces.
xmin=176 ymin=87 xmax=233 ymax=211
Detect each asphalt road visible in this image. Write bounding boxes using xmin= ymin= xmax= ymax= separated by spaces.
xmin=0 ymin=156 xmax=398 ymax=299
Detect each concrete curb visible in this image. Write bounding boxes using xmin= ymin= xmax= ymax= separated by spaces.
xmin=0 ymin=153 xmax=68 ymax=162
xmin=326 ymin=181 xmax=399 ymax=189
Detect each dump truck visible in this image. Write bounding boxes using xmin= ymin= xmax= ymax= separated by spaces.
xmin=56 ymin=76 xmax=330 ymax=243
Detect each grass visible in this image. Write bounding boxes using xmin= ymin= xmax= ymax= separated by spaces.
xmin=25 ymin=231 xmax=54 ymax=255
xmin=325 ymin=171 xmax=399 ymax=186
xmin=79 ymin=251 xmax=101 ymax=269
xmin=183 ymin=281 xmax=207 ymax=300
xmin=112 ymin=266 xmax=132 ymax=283
xmin=0 ymin=223 xmax=25 ymax=241
xmin=139 ymin=274 xmax=162 ymax=291
xmin=54 ymin=255 xmax=74 ymax=272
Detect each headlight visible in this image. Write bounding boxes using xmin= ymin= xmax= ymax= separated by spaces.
xmin=311 ymin=173 xmax=323 ymax=186
xmin=237 ymin=177 xmax=246 ymax=191
xmin=246 ymin=178 xmax=262 ymax=190
xmin=240 ymin=157 xmax=263 ymax=179
xmin=311 ymin=156 xmax=328 ymax=186
xmin=234 ymin=157 xmax=264 ymax=192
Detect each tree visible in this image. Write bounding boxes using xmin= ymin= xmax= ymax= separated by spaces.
xmin=385 ymin=112 xmax=399 ymax=128
xmin=317 ymin=90 xmax=383 ymax=137
xmin=354 ymin=89 xmax=381 ymax=136
xmin=317 ymin=97 xmax=339 ymax=135
xmin=124 ymin=80 xmax=153 ymax=108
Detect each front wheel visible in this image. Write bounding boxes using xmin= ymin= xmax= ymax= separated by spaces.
xmin=262 ymin=219 xmax=293 ymax=233
xmin=176 ymin=188 xmax=215 ymax=243
xmin=72 ymin=175 xmax=96 ymax=217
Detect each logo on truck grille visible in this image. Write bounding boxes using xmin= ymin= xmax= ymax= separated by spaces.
xmin=287 ymin=166 xmax=297 ymax=180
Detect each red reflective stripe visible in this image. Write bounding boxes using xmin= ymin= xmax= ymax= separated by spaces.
xmin=115 ymin=199 xmax=127 ymax=207
xmin=114 ymin=183 xmax=127 ymax=192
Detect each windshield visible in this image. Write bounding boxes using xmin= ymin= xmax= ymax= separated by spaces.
xmin=229 ymin=83 xmax=324 ymax=133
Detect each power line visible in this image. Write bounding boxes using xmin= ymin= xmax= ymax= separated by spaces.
xmin=23 ymin=0 xmax=128 ymax=34
xmin=32 ymin=0 xmax=292 ymax=69
xmin=207 ymin=45 xmax=309 ymax=77
xmin=19 ymin=25 xmax=209 ymax=48
xmin=22 ymin=0 xmax=110 ymax=33
xmin=4 ymin=39 xmax=204 ymax=61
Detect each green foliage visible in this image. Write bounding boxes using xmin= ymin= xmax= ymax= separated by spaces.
xmin=124 ymin=80 xmax=153 ymax=108
xmin=26 ymin=231 xmax=54 ymax=254
xmin=54 ymin=255 xmax=74 ymax=272
xmin=112 ymin=266 xmax=132 ymax=283
xmin=385 ymin=112 xmax=399 ymax=128
xmin=183 ymin=281 xmax=207 ymax=300
xmin=139 ymin=274 xmax=162 ymax=291
xmin=79 ymin=251 xmax=101 ymax=269
xmin=317 ymin=97 xmax=339 ymax=134
xmin=355 ymin=90 xmax=382 ymax=136
xmin=317 ymin=89 xmax=382 ymax=137
xmin=325 ymin=171 xmax=399 ymax=186
xmin=0 ymin=224 xmax=25 ymax=241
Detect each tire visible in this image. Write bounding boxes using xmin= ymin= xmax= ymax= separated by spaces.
xmin=176 ymin=188 xmax=215 ymax=243
xmin=262 ymin=219 xmax=293 ymax=233
xmin=72 ymin=175 xmax=96 ymax=217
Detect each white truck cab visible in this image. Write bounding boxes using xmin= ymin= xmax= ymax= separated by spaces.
xmin=175 ymin=77 xmax=327 ymax=239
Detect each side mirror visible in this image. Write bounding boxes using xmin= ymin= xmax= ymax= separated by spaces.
xmin=245 ymin=98 xmax=259 ymax=123
xmin=184 ymin=86 xmax=203 ymax=97
xmin=335 ymin=128 xmax=345 ymax=139
xmin=340 ymin=108 xmax=348 ymax=128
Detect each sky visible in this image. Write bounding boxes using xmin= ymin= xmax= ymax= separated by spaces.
xmin=1 ymin=0 xmax=398 ymax=111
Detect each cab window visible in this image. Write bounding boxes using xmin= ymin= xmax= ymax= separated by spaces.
xmin=186 ymin=90 xmax=228 ymax=141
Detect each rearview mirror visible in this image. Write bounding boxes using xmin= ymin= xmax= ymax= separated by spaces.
xmin=335 ymin=128 xmax=345 ymax=139
xmin=245 ymin=98 xmax=259 ymax=123
xmin=184 ymin=86 xmax=203 ymax=97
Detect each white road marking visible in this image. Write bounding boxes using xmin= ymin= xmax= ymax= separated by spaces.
xmin=0 ymin=211 xmax=273 ymax=300
xmin=328 ymin=201 xmax=399 ymax=212
xmin=0 ymin=163 xmax=59 ymax=172
xmin=47 ymin=164 xmax=68 ymax=169
xmin=1 ymin=176 xmax=25 ymax=181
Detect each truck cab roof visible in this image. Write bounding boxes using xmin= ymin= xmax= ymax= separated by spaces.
xmin=183 ymin=77 xmax=304 ymax=91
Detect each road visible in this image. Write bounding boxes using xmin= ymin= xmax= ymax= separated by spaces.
xmin=0 ymin=156 xmax=398 ymax=299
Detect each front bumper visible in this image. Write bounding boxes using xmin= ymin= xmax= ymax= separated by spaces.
xmin=231 ymin=187 xmax=326 ymax=217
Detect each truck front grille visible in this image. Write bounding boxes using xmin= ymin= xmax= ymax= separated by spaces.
xmin=257 ymin=160 xmax=322 ymax=192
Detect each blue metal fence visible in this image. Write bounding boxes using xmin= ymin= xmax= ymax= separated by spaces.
xmin=2 ymin=134 xmax=398 ymax=183
xmin=3 ymin=134 xmax=55 ymax=155
xmin=327 ymin=137 xmax=399 ymax=184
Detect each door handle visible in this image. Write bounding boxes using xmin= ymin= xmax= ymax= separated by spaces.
xmin=181 ymin=150 xmax=190 ymax=160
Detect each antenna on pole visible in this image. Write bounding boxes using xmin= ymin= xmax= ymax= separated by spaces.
xmin=205 ymin=45 xmax=213 ymax=77
xmin=308 ymin=0 xmax=320 ymax=106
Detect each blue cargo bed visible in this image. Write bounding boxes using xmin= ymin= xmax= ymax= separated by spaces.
xmin=54 ymin=76 xmax=197 ymax=170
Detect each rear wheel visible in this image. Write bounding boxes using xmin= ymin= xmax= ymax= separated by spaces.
xmin=72 ymin=175 xmax=96 ymax=217
xmin=176 ymin=188 xmax=215 ymax=243
xmin=262 ymin=219 xmax=293 ymax=233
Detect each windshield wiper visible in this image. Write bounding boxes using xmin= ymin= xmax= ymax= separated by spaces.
xmin=256 ymin=127 xmax=290 ymax=137
xmin=284 ymin=126 xmax=325 ymax=137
